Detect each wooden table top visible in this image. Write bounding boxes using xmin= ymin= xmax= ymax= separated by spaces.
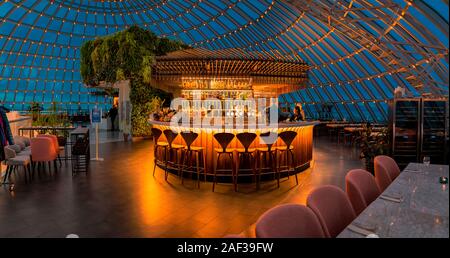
xmin=70 ymin=127 xmax=89 ymax=135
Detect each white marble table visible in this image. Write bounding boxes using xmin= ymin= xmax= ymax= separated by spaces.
xmin=338 ymin=163 xmax=449 ymax=238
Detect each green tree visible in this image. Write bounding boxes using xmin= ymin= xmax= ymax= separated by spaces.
xmin=80 ymin=25 xmax=188 ymax=136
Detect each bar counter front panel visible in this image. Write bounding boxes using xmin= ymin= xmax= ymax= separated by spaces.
xmin=151 ymin=121 xmax=318 ymax=179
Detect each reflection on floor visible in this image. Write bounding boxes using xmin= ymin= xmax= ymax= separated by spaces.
xmin=89 ymin=129 xmax=123 ymax=144
xmin=0 ymin=136 xmax=364 ymax=237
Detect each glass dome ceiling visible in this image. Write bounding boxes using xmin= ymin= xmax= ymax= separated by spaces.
xmin=0 ymin=0 xmax=448 ymax=122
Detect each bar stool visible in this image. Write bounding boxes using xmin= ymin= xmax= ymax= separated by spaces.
xmin=212 ymin=133 xmax=235 ymax=192
xmin=235 ymin=132 xmax=258 ymax=191
xmin=151 ymin=128 xmax=168 ymax=176
xmin=276 ymin=131 xmax=298 ymax=186
xmin=180 ymin=131 xmax=206 ymax=188
xmin=163 ymin=129 xmax=184 ymax=181
xmin=257 ymin=132 xmax=278 ymax=188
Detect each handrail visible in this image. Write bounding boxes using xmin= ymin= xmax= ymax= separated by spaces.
xmin=9 ymin=116 xmax=32 ymax=124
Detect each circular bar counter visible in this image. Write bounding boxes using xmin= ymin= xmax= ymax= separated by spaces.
xmin=151 ymin=120 xmax=319 ymax=182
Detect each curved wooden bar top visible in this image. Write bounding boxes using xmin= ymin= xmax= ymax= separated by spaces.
xmin=151 ymin=120 xmax=319 ymax=179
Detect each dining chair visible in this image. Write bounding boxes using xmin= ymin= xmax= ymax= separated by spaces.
xmin=307 ymin=185 xmax=356 ymax=238
xmin=255 ymin=203 xmax=325 ymax=238
xmin=2 ymin=145 xmax=32 ymax=184
xmin=345 ymin=169 xmax=381 ymax=215
xmin=37 ymin=134 xmax=62 ymax=166
xmin=30 ymin=137 xmax=58 ymax=173
xmin=374 ymin=155 xmax=400 ymax=191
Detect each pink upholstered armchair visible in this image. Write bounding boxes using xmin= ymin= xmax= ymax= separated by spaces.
xmin=374 ymin=155 xmax=400 ymax=191
xmin=37 ymin=134 xmax=62 ymax=165
xmin=307 ymin=185 xmax=356 ymax=238
xmin=31 ymin=137 xmax=58 ymax=172
xmin=346 ymin=169 xmax=381 ymax=215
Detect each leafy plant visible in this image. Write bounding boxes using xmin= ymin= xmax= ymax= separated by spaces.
xmin=129 ymin=78 xmax=172 ymax=136
xmin=31 ymin=102 xmax=71 ymax=138
xmin=28 ymin=102 xmax=43 ymax=112
xmin=28 ymin=102 xmax=43 ymax=121
xmin=359 ymin=123 xmax=390 ymax=173
xmin=80 ymin=25 xmax=188 ymax=137
xmin=89 ymin=88 xmax=118 ymax=97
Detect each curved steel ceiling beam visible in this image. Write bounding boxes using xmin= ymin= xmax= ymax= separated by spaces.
xmin=0 ymin=0 xmax=447 ymax=121
xmin=285 ymin=0 xmax=448 ymax=96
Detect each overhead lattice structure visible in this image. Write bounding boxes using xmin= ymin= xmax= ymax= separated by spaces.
xmin=0 ymin=0 xmax=448 ymax=122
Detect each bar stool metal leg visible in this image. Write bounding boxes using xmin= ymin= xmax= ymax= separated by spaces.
xmin=288 ymin=149 xmax=298 ymax=185
xmin=212 ymin=152 xmax=235 ymax=192
xmin=212 ymin=133 xmax=236 ymax=192
xmin=257 ymin=150 xmax=277 ymax=188
xmin=196 ymin=152 xmax=201 ymax=188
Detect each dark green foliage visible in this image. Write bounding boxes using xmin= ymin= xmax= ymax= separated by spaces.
xmin=28 ymin=101 xmax=43 ymax=121
xmin=80 ymin=25 xmax=188 ymax=136
xmin=80 ymin=41 xmax=96 ymax=86
xmin=129 ymin=77 xmax=173 ymax=136
xmin=89 ymin=88 xmax=118 ymax=97
xmin=359 ymin=123 xmax=390 ymax=173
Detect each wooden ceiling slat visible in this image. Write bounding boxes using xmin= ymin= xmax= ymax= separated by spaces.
xmin=153 ymin=48 xmax=309 ymax=86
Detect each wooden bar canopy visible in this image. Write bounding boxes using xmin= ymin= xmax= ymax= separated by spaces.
xmin=152 ymin=48 xmax=310 ymax=98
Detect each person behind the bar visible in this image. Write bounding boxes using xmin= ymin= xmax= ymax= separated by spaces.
xmin=290 ymin=104 xmax=305 ymax=121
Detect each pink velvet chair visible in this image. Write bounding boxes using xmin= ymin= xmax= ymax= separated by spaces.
xmin=374 ymin=155 xmax=400 ymax=192
xmin=37 ymin=134 xmax=62 ymax=165
xmin=31 ymin=137 xmax=58 ymax=172
xmin=345 ymin=169 xmax=381 ymax=215
xmin=255 ymin=204 xmax=325 ymax=238
xmin=307 ymin=185 xmax=356 ymax=238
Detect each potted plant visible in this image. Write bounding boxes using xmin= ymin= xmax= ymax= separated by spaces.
xmin=130 ymin=96 xmax=166 ymax=142
xmin=359 ymin=123 xmax=390 ymax=174
xmin=28 ymin=102 xmax=43 ymax=121
xmin=31 ymin=102 xmax=71 ymax=143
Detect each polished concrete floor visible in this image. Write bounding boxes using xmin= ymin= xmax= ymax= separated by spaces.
xmin=0 ymin=135 xmax=364 ymax=238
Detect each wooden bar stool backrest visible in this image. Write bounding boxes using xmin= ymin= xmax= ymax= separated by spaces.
xmin=259 ymin=132 xmax=277 ymax=151
xmin=279 ymin=131 xmax=298 ymax=148
xmin=151 ymin=128 xmax=163 ymax=142
xmin=236 ymin=133 xmax=257 ymax=152
xmin=213 ymin=133 xmax=235 ymax=152
xmin=163 ymin=129 xmax=179 ymax=148
xmin=181 ymin=131 xmax=199 ymax=150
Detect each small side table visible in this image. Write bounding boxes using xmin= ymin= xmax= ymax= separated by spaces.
xmin=70 ymin=127 xmax=90 ymax=174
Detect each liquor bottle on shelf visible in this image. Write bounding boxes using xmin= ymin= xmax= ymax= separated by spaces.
xmin=390 ymin=98 xmax=420 ymax=168
xmin=390 ymin=98 xmax=449 ymax=168
xmin=421 ymin=99 xmax=448 ymax=164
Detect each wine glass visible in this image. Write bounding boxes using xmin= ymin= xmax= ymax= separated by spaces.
xmin=423 ymin=156 xmax=430 ymax=167
xmin=439 ymin=167 xmax=448 ymax=191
